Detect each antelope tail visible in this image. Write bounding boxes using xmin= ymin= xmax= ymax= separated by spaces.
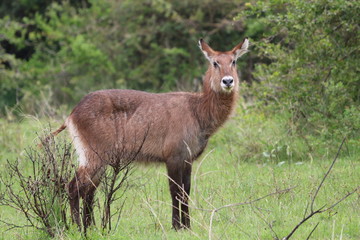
xmin=38 ymin=123 xmax=67 ymax=148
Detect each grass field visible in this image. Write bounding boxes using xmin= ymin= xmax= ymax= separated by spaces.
xmin=1 ymin=109 xmax=359 ymax=240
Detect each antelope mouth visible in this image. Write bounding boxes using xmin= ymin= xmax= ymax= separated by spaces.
xmin=221 ymin=85 xmax=234 ymax=93
xmin=223 ymin=86 xmax=234 ymax=93
xmin=221 ymin=76 xmax=234 ymax=93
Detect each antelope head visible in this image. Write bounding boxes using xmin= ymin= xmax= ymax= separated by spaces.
xmin=199 ymin=38 xmax=249 ymax=93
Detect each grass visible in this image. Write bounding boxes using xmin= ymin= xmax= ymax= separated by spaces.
xmin=1 ymin=108 xmax=360 ymax=239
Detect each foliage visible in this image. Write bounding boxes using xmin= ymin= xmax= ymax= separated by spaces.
xmin=0 ymin=0 xmax=90 ymax=20
xmin=0 ymin=0 xmax=254 ymax=116
xmin=1 ymin=0 xmax=359 ymax=142
xmin=243 ymin=0 xmax=360 ymax=140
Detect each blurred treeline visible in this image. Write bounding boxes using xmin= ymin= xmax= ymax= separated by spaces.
xmin=0 ymin=0 xmax=255 ymax=115
xmin=1 ymin=0 xmax=359 ymax=139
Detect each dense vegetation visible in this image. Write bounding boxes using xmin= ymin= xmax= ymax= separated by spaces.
xmin=247 ymin=0 xmax=360 ymax=140
xmin=1 ymin=0 xmax=359 ymax=239
xmin=1 ymin=0 xmax=253 ymax=115
xmin=1 ymin=0 xmax=359 ymax=141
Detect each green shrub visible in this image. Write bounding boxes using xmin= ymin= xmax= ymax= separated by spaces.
xmin=244 ymin=0 xmax=360 ymax=141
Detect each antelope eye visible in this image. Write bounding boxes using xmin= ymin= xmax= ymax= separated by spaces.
xmin=213 ymin=61 xmax=219 ymax=68
xmin=232 ymin=60 xmax=236 ymax=66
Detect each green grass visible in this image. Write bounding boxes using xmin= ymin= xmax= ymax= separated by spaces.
xmin=1 ymin=110 xmax=360 ymax=240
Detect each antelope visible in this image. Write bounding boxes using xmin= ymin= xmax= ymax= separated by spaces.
xmin=50 ymin=38 xmax=249 ymax=230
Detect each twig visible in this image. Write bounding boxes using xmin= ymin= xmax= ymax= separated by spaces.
xmin=306 ymin=222 xmax=319 ymax=240
xmin=210 ymin=187 xmax=296 ymax=214
xmin=310 ymin=137 xmax=346 ymax=212
xmin=283 ymin=207 xmax=324 ymax=240
xmin=0 ymin=219 xmax=35 ymax=232
xmin=0 ymin=135 xmax=74 ymax=237
xmin=320 ymin=186 xmax=360 ymax=213
xmin=252 ymin=206 xmax=279 ymax=240
xmin=143 ymin=198 xmax=168 ymax=240
xmin=282 ymin=137 xmax=360 ymax=240
xmin=207 ymin=186 xmax=296 ymax=240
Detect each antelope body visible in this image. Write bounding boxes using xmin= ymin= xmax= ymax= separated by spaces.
xmin=52 ymin=38 xmax=249 ymax=230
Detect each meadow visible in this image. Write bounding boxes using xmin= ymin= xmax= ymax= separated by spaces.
xmin=1 ymin=106 xmax=359 ymax=240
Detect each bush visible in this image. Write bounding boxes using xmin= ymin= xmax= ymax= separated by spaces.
xmin=0 ymin=129 xmax=137 ymax=236
xmin=244 ymin=0 xmax=360 ymax=141
xmin=0 ymin=136 xmax=74 ymax=237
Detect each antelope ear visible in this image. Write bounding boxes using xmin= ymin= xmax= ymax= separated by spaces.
xmin=198 ymin=39 xmax=216 ymax=62
xmin=231 ymin=37 xmax=249 ymax=60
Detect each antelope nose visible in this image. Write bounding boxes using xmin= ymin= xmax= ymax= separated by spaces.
xmin=222 ymin=77 xmax=234 ymax=87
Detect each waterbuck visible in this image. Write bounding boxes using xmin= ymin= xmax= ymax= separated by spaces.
xmin=50 ymin=38 xmax=249 ymax=230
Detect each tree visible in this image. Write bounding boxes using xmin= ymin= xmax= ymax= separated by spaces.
xmin=1 ymin=0 xmax=256 ymax=116
xmin=245 ymin=0 xmax=360 ymax=139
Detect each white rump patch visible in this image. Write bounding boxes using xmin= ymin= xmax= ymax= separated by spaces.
xmin=67 ymin=119 xmax=88 ymax=166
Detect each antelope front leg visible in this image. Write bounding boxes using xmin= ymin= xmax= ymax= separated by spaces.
xmin=167 ymin=162 xmax=182 ymax=230
xmin=181 ymin=162 xmax=192 ymax=229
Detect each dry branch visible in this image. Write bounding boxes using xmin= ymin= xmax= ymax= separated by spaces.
xmin=0 ymin=134 xmax=74 ymax=237
xmin=283 ymin=137 xmax=360 ymax=240
xmin=99 ymin=126 xmax=150 ymax=232
xmin=207 ymin=187 xmax=295 ymax=240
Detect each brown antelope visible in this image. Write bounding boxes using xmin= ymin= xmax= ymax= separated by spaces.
xmin=50 ymin=38 xmax=249 ymax=230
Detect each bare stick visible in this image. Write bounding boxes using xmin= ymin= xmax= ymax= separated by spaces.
xmin=306 ymin=222 xmax=319 ymax=240
xmin=211 ymin=187 xmax=295 ymax=213
xmin=310 ymin=137 xmax=346 ymax=212
xmin=208 ymin=186 xmax=295 ymax=240
xmin=320 ymin=186 xmax=360 ymax=213
xmin=283 ymin=208 xmax=324 ymax=240
xmin=252 ymin=206 xmax=279 ymax=240
xmin=143 ymin=198 xmax=168 ymax=240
